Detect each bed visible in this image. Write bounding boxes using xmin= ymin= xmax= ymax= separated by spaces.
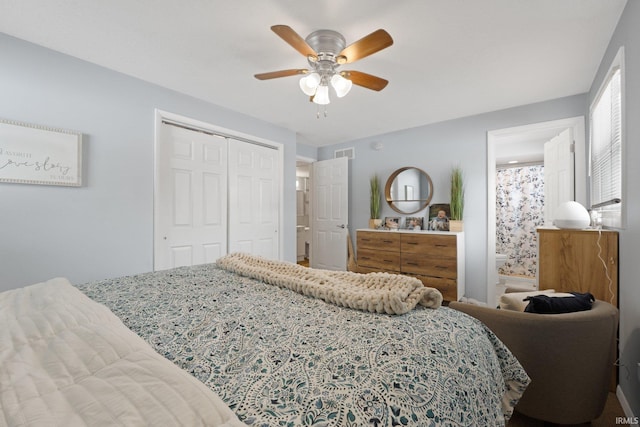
xmin=0 ymin=277 xmax=245 ymax=427
xmin=2 ymin=254 xmax=530 ymax=426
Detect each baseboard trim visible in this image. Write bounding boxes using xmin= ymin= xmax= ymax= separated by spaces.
xmin=617 ymin=385 xmax=637 ymax=418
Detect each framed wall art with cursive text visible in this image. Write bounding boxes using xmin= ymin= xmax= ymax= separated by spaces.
xmin=0 ymin=119 xmax=82 ymax=187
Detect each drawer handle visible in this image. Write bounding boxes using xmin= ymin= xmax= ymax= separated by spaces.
xmin=382 ymin=240 xmax=394 ymax=244
xmin=435 ymin=266 xmax=447 ymax=270
xmin=435 ymin=244 xmax=447 ymax=247
xmin=406 ymin=262 xmax=419 ymax=266
xmin=383 ymin=259 xmax=395 ymax=263
xmin=406 ymin=242 xmax=419 ymax=245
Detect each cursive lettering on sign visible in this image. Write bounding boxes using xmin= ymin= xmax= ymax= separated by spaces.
xmin=0 ymin=156 xmax=72 ymax=176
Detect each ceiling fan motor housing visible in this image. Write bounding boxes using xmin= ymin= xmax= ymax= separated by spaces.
xmin=305 ymin=30 xmax=346 ymax=67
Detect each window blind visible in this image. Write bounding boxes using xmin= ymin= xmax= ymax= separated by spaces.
xmin=590 ymin=61 xmax=622 ymax=228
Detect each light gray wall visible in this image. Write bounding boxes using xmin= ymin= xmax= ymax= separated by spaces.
xmin=319 ymin=94 xmax=587 ymax=304
xmin=296 ymin=142 xmax=318 ymax=160
xmin=592 ymin=0 xmax=640 ymax=415
xmin=0 ymin=34 xmax=298 ymax=291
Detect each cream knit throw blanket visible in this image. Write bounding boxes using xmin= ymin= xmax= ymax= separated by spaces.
xmin=217 ymin=253 xmax=443 ymax=315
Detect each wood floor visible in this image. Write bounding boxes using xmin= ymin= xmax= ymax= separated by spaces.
xmin=508 ymin=392 xmax=625 ymax=426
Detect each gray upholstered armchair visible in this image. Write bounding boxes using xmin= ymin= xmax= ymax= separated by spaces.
xmin=448 ymin=299 xmax=618 ymax=424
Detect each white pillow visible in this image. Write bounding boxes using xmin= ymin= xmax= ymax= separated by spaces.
xmin=499 ymin=289 xmax=575 ymax=311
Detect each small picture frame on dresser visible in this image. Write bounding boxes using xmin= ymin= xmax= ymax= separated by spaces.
xmin=405 ymin=217 xmax=424 ymax=230
xmin=384 ymin=217 xmax=400 ymax=230
xmin=428 ymin=204 xmax=450 ymax=231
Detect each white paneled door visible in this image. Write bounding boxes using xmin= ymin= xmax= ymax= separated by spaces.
xmin=228 ymin=139 xmax=280 ymax=259
xmin=154 ymin=124 xmax=228 ymax=270
xmin=311 ymin=157 xmax=348 ymax=270
xmin=544 ymin=128 xmax=574 ymax=225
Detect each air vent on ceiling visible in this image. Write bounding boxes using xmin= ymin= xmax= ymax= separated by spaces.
xmin=334 ymin=147 xmax=355 ymax=159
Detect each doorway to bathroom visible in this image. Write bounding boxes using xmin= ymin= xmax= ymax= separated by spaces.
xmin=486 ymin=117 xmax=586 ymax=306
xmin=495 ymin=162 xmax=544 ymax=290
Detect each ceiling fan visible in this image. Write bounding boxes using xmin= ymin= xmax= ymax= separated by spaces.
xmin=254 ymin=25 xmax=393 ymax=107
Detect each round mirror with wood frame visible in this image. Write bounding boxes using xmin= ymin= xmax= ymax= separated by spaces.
xmin=385 ymin=167 xmax=433 ymax=214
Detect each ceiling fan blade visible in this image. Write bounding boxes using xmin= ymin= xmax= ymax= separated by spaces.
xmin=338 ymin=29 xmax=393 ymax=64
xmin=271 ymin=25 xmax=318 ymax=60
xmin=254 ymin=69 xmax=307 ymax=80
xmin=342 ymin=70 xmax=389 ymax=91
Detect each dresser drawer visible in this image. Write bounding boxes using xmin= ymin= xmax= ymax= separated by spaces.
xmin=409 ymin=274 xmax=458 ymax=302
xmin=401 ymin=252 xmax=457 ymax=279
xmin=357 ymin=231 xmax=401 ymax=251
xmin=357 ymin=248 xmax=401 ymax=272
xmin=401 ymin=234 xmax=456 ymax=258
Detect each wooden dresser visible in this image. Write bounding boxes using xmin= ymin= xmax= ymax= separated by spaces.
xmin=537 ymin=228 xmax=618 ymax=306
xmin=356 ymin=229 xmax=465 ymax=302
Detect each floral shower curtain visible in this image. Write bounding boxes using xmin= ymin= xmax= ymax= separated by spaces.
xmin=496 ymin=165 xmax=545 ymax=277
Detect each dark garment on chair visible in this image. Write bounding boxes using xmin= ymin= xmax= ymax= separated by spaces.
xmin=524 ymin=292 xmax=595 ymax=314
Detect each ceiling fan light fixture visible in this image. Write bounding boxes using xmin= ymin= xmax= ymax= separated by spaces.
xmin=331 ymin=73 xmax=353 ymax=98
xmin=256 ymin=25 xmax=393 ymax=115
xmin=299 ymin=72 xmax=320 ymax=96
xmin=312 ymin=84 xmax=330 ymax=105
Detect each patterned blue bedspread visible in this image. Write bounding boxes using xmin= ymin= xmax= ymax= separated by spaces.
xmin=77 ymin=263 xmax=529 ymax=426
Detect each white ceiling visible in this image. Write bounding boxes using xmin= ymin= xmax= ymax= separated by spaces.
xmin=0 ymin=0 xmax=627 ymax=147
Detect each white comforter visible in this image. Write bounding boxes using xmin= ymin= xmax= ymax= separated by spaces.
xmin=0 ymin=278 xmax=245 ymax=427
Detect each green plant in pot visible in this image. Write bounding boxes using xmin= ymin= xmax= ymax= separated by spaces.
xmin=449 ymin=166 xmax=464 ymax=232
xmin=369 ymin=175 xmax=382 ymax=229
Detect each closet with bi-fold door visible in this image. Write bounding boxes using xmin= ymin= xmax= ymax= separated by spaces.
xmin=154 ymin=118 xmax=281 ymax=271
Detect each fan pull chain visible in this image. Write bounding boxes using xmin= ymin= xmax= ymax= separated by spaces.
xmin=316 ymin=105 xmax=328 ymax=119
